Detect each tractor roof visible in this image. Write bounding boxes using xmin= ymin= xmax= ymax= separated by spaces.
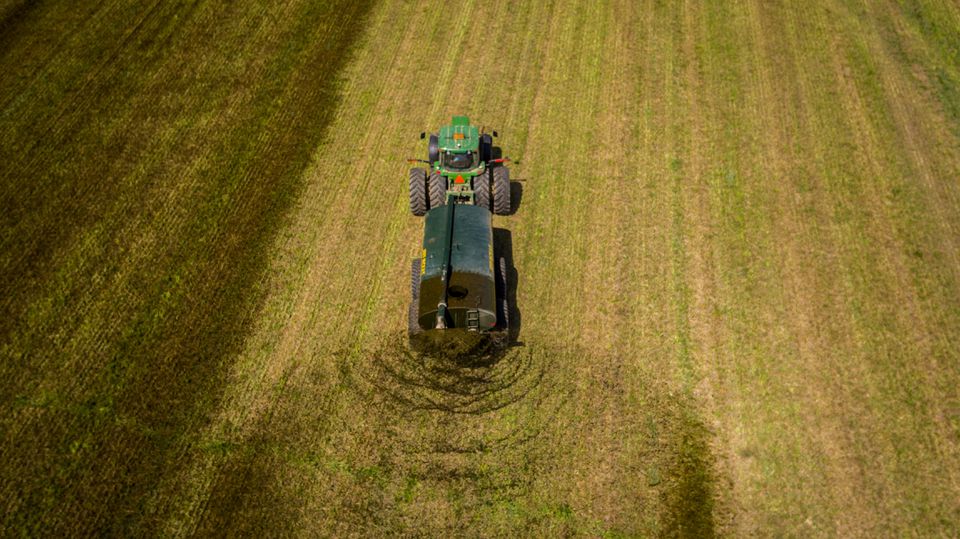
xmin=438 ymin=116 xmax=479 ymax=152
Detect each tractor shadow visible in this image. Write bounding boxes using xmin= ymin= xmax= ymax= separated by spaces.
xmin=507 ymin=181 xmax=523 ymax=215
xmin=491 ymin=145 xmax=523 ymax=216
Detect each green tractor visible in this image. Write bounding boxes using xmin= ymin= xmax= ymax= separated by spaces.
xmin=407 ymin=116 xmax=512 ymax=349
xmin=408 ymin=115 xmax=511 ymax=216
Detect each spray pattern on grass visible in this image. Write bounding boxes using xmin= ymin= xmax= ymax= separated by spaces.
xmin=318 ymin=335 xmax=569 ymax=528
xmin=314 ymin=333 xmax=722 ymax=535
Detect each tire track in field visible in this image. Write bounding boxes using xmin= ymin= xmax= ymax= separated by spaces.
xmin=785 ymin=0 xmax=887 ymax=523
xmin=725 ymin=3 xmax=893 ymax=533
xmin=864 ymin=1 xmax=960 ymax=319
xmin=864 ymin=0 xmax=960 ymax=480
xmin=729 ymin=2 xmax=861 ymax=534
xmin=830 ymin=0 xmax=960 ymax=527
xmin=710 ymin=3 xmax=853 ymax=534
xmin=714 ymin=2 xmax=960 ymax=534
xmin=823 ymin=5 xmax=955 ymax=528
xmin=619 ymin=2 xmax=680 ymax=533
xmin=792 ymin=3 xmax=960 ymax=532
xmin=605 ymin=2 xmax=718 ymax=535
xmin=718 ymin=2 xmax=878 ymax=533
xmin=544 ymin=1 xmax=669 ymax=532
xmin=654 ymin=3 xmax=726 ymax=535
xmin=672 ymin=2 xmax=745 ymax=535
xmin=577 ymin=0 xmax=646 ymax=526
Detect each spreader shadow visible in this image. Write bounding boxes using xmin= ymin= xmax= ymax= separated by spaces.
xmin=493 ymin=227 xmax=521 ymax=343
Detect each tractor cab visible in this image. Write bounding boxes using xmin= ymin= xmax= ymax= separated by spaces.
xmin=442 ymin=150 xmax=476 ymax=171
xmin=436 ymin=116 xmax=482 ymax=172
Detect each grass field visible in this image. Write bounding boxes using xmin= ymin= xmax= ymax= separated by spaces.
xmin=2 ymin=0 xmax=960 ymax=536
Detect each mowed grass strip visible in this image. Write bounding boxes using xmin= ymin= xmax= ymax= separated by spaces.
xmin=687 ymin=0 xmax=960 ymax=535
xmin=0 ymin=0 xmax=374 ymax=534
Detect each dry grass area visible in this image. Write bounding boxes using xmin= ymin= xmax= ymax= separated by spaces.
xmin=2 ymin=0 xmax=960 ymax=536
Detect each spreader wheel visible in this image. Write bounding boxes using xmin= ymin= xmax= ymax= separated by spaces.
xmin=409 ymin=258 xmax=422 ymax=336
xmin=409 ymin=168 xmax=427 ymax=216
xmin=428 ymin=171 xmax=446 ymax=209
xmin=492 ymin=165 xmax=511 ymax=215
xmin=473 ymin=170 xmax=491 ymax=211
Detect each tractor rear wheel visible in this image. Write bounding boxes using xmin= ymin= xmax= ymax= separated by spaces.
xmin=428 ymin=171 xmax=445 ymax=209
xmin=493 ymin=165 xmax=511 ymax=215
xmin=409 ymin=258 xmax=422 ymax=336
xmin=474 ymin=170 xmax=491 ymax=211
xmin=409 ymin=168 xmax=427 ymax=216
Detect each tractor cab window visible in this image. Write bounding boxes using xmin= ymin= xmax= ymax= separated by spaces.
xmin=443 ymin=151 xmax=474 ymax=170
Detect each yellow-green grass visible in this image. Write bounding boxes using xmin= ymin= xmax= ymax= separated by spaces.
xmin=2 ymin=0 xmax=959 ymax=536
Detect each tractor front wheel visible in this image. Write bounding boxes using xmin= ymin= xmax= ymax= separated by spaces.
xmin=409 ymin=168 xmax=427 ymax=216
xmin=493 ymin=165 xmax=511 ymax=215
xmin=428 ymin=134 xmax=440 ymax=165
xmin=479 ymin=133 xmax=493 ymax=162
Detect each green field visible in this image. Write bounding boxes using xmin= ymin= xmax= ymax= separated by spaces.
xmin=2 ymin=0 xmax=960 ymax=536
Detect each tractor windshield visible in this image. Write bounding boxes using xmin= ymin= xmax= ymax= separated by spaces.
xmin=443 ymin=151 xmax=475 ymax=170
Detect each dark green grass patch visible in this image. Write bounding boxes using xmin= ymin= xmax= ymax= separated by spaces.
xmin=0 ymin=0 xmax=374 ymax=533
